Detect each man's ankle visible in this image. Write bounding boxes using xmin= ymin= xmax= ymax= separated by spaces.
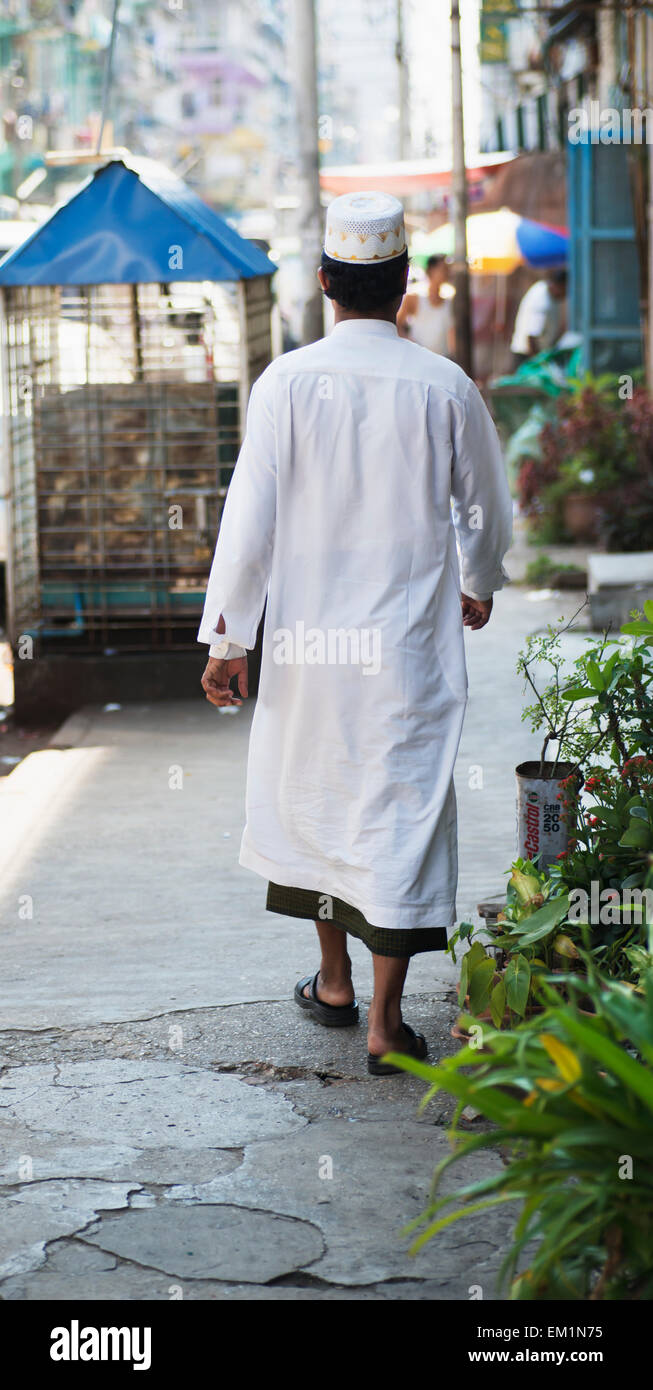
xmin=320 ymin=960 xmax=352 ymax=987
xmin=368 ymin=1001 xmax=403 ymax=1033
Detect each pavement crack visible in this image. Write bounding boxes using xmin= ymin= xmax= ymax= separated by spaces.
xmin=210 ymin=1060 xmax=357 ymax=1085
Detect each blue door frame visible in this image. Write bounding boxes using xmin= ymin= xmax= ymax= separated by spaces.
xmin=567 ymin=138 xmax=643 ymax=374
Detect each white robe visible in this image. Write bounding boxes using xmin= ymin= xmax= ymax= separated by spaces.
xmin=199 ymin=318 xmax=512 ymax=933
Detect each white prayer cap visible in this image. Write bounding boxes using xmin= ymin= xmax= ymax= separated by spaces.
xmin=323 ymin=191 xmax=406 ymax=265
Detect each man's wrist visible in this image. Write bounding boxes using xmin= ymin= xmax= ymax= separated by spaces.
xmin=209 ymin=640 xmax=247 ymax=659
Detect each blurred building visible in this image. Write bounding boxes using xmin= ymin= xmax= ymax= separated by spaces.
xmin=318 ymin=0 xmax=403 ymax=164
xmin=0 ymin=0 xmax=293 ymax=215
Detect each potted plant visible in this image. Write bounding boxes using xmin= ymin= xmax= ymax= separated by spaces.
xmin=515 ymin=607 xmax=589 ymax=870
xmin=517 ymin=374 xmax=646 ymax=544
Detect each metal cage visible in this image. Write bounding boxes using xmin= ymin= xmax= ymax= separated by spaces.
xmin=2 ymin=274 xmax=272 ymax=653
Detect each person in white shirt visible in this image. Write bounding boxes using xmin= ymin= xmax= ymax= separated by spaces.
xmin=510 ymin=269 xmax=567 ymax=366
xmin=396 ymin=254 xmax=455 ymax=357
xmin=198 ymin=191 xmax=512 ymax=1075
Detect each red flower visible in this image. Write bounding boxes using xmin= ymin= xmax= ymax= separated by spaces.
xmin=620 ymin=756 xmax=653 ymax=785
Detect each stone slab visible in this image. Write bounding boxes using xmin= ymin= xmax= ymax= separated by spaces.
xmin=165 ymin=1118 xmax=512 ymax=1292
xmin=83 ymin=1203 xmax=324 ymax=1283
xmin=587 ymin=551 xmax=653 ymax=591
xmin=0 ymin=1060 xmax=305 ymax=1154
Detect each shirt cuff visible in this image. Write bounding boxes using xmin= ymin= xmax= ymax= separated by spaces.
xmin=462 ymin=566 xmax=511 ymax=602
xmin=209 ymin=640 xmax=247 ymax=660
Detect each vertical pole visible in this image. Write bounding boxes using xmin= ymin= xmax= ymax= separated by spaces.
xmin=1 ymin=287 xmax=17 ymax=646
xmin=451 ymin=0 xmax=472 ymax=377
xmin=97 ymin=0 xmax=121 ymax=155
xmin=396 ymin=0 xmax=410 ymax=161
xmin=291 ymin=0 xmax=324 ymax=345
xmin=130 ymin=284 xmax=144 ymax=382
xmin=627 ymin=4 xmax=649 ymax=386
xmin=646 ymin=11 xmax=653 ymax=390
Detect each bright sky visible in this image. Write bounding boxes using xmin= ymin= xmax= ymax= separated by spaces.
xmin=408 ymin=0 xmax=482 ymax=158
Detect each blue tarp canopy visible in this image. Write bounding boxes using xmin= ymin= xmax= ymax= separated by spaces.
xmin=0 ymin=156 xmax=276 ymax=286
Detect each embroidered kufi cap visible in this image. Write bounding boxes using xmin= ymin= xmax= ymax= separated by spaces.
xmin=323 ymin=191 xmax=406 ymax=264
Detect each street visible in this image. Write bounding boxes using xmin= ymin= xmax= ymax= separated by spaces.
xmin=0 ymin=582 xmax=580 ymax=1300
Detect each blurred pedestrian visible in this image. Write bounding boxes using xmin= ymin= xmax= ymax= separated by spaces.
xmin=199 ymin=192 xmax=512 ymax=1074
xmin=510 ymin=268 xmax=567 ymax=368
xmin=397 ymin=253 xmax=455 ymax=357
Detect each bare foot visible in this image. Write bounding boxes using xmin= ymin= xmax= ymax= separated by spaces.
xmin=367 ymin=1019 xmax=415 ymax=1058
xmin=303 ymin=969 xmax=355 ymax=1008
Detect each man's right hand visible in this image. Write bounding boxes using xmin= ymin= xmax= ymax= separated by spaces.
xmin=201 ymin=655 xmax=248 ymax=707
xmin=461 ymin=594 xmax=493 ymax=630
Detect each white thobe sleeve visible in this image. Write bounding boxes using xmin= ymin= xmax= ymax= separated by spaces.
xmin=198 ymin=369 xmax=277 ymax=655
xmin=449 ymin=378 xmax=513 ymax=602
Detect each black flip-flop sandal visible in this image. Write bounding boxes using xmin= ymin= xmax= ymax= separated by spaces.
xmin=294 ymin=972 xmax=359 ymax=1028
xmin=367 ymin=1021 xmax=428 ymax=1076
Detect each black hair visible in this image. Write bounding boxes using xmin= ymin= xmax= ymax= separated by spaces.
xmin=425 ymin=254 xmax=446 ymax=273
xmin=320 ymin=248 xmax=408 ymax=312
xmin=548 ymin=267 xmax=568 ymax=286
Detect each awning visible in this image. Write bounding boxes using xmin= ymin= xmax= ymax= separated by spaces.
xmin=319 ymin=153 xmax=515 ymax=197
xmin=0 ymin=155 xmax=276 ymax=286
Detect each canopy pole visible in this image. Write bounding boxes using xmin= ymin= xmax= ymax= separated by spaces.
xmin=290 ymin=0 xmax=324 ymax=345
xmin=97 ymin=0 xmax=121 ymax=156
xmin=450 ymin=0 xmax=473 ymax=377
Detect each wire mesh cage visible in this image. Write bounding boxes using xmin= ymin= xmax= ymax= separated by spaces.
xmin=2 ymin=274 xmax=272 ymax=653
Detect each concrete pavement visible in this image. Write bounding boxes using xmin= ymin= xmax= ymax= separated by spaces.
xmin=0 ymin=584 xmax=584 ymax=1299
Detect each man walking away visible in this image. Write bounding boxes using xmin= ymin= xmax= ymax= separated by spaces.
xmin=199 ymin=191 xmax=512 ymax=1075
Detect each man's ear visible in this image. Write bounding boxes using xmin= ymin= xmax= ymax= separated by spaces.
xmin=317 ymin=266 xmax=328 ymax=292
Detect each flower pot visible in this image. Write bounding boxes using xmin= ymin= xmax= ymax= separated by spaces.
xmin=516 ymin=761 xmax=580 ymax=873
xmin=562 ymin=490 xmax=606 ymax=542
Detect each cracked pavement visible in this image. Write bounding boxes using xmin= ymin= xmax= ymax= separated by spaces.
xmin=0 ymin=589 xmax=581 ymax=1300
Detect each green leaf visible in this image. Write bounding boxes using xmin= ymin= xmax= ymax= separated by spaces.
xmin=591 ymin=808 xmax=625 ymax=830
xmin=490 ymin=978 xmax=506 ymax=1029
xmin=562 ymin=685 xmax=596 ymax=702
xmin=504 ymin=954 xmax=531 ymax=1016
xmin=468 ymin=958 xmax=496 ymax=1015
xmin=619 ymin=822 xmax=651 ymax=849
xmin=621 ymin=621 xmax=653 ymax=642
xmin=509 ymin=894 xmax=570 ymax=946
xmin=458 ymin=954 xmax=469 ymax=1008
xmin=554 ymin=933 xmax=580 ymax=959
xmin=643 ymin=599 xmax=653 ymax=624
xmin=466 ymin=941 xmax=490 ymax=970
xmin=547 ymin=1006 xmax=653 ymax=1113
xmin=585 ymin=659 xmax=605 ymax=692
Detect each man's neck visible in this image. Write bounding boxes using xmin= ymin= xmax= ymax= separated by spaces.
xmin=332 ymin=306 xmax=398 ymax=326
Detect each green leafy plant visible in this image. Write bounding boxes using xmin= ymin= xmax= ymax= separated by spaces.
xmin=517 ymin=604 xmax=603 ymax=777
xmin=518 ymin=604 xmax=653 ymax=780
xmin=448 ymin=862 xmax=572 ymax=1029
xmin=524 ymin=555 xmax=585 ymax=589
xmin=517 ymin=374 xmax=652 ymax=548
xmin=388 ymin=962 xmax=653 ymax=1299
